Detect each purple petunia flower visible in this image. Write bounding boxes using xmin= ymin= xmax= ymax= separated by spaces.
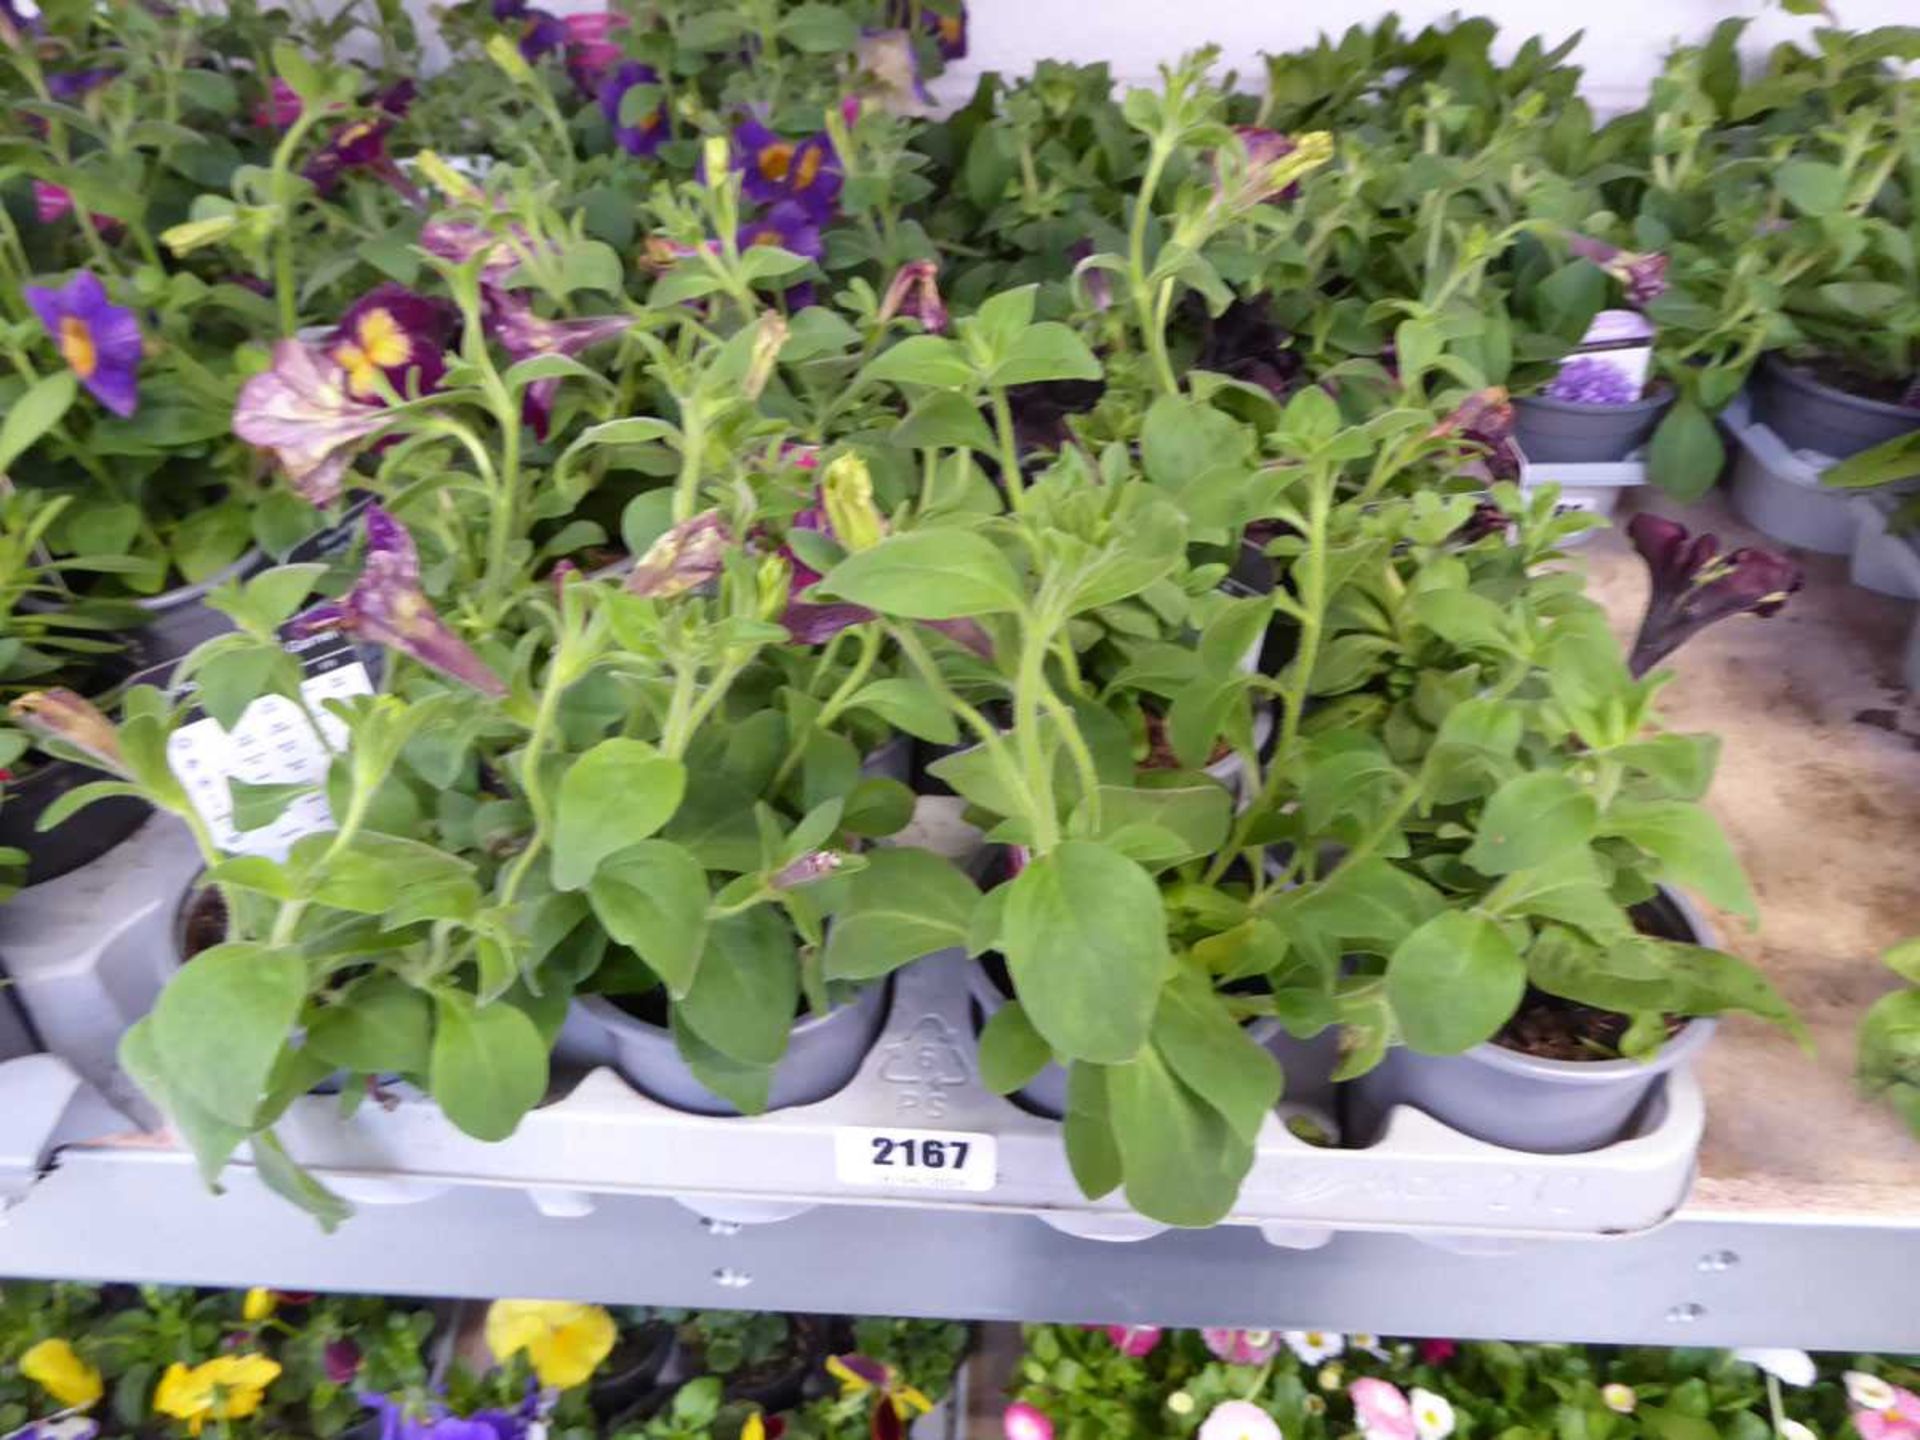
xmin=25 ymin=271 xmax=142 ymax=418
xmin=1625 ymin=512 xmax=1802 ymax=676
xmin=46 ymin=68 xmax=117 ymax=103
xmin=326 ymin=283 xmax=457 ymax=402
xmin=483 ymin=289 xmax=631 ymax=436
xmin=303 ymin=83 xmax=419 ymax=198
xmin=494 ymin=0 xmax=564 ymax=60
xmin=232 ymin=340 xmax=395 ymax=505
xmin=294 ymin=507 xmax=508 ymax=697
xmin=877 ymin=259 xmax=947 ymax=334
xmin=1564 ymin=232 xmax=1668 ymax=309
xmin=356 ymin=1392 xmax=529 ymax=1440
xmin=1543 ymin=356 xmax=1640 ymax=407
xmin=599 ymin=61 xmax=666 ymax=156
xmin=1430 ymin=386 xmax=1521 ymax=482
xmin=738 ymin=200 xmax=823 ymax=262
xmin=563 ymin=11 xmax=627 ymax=94
xmin=254 ymin=78 xmax=302 ymax=129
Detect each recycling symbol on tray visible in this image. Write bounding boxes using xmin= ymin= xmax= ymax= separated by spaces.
xmin=876 ymin=1016 xmax=972 ymax=1120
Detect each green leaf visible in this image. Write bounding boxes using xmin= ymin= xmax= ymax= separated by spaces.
xmin=305 ymin=976 xmax=433 ymax=1075
xmin=1152 ymin=972 xmax=1282 ymax=1143
xmin=672 ymin=1014 xmax=773 ymax=1114
xmin=977 ymin=999 xmax=1053 ymax=1095
xmin=1485 ymin=851 xmax=1632 ymax=941
xmin=120 ymin=1018 xmax=249 ymax=1188
xmin=1776 ymin=160 xmax=1846 ymax=216
xmin=1824 ymin=431 xmax=1920 ymax=491
xmin=1463 ymin=772 xmax=1597 ymax=876
xmin=677 ymin=908 xmax=798 ymax=1066
xmin=847 ymin=678 xmax=958 ymax=745
xmin=152 ymin=941 xmax=307 ymax=1128
xmin=821 ymin=529 xmax=1025 ymax=619
xmin=1001 ymin=841 xmax=1168 ymax=1064
xmin=551 ymin=739 xmax=687 ymax=890
xmin=428 ymin=993 xmax=548 ymax=1142
xmin=1602 ymin=801 xmax=1757 ymax=920
xmin=987 ymin=323 xmax=1103 ymax=388
xmin=1106 ymin=1044 xmax=1254 ymax=1226
xmin=1071 ymin=783 xmax=1232 ymax=868
xmin=192 ymin=646 xmax=284 ymax=732
xmin=1062 ymin=1065 xmax=1121 ymax=1195
xmin=227 ymin=777 xmax=310 ymax=833
xmin=822 ymin=848 xmax=977 ymax=980
xmin=1386 ymin=911 xmax=1527 ymax=1054
xmin=894 ymin=390 xmax=996 ymax=453
xmin=0 ymin=370 xmax=77 ymax=474
xmin=1290 ymin=858 xmax=1445 ymax=953
xmin=249 ymin=1129 xmax=353 ymax=1232
xmin=587 ymin=840 xmax=711 ymax=996
xmin=1648 ymin=400 xmax=1725 ymax=501
xmin=1412 ymin=589 xmax=1510 ymax=652
xmin=862 ymin=335 xmax=977 ymax=390
xmin=1610 ymin=734 xmax=1720 ymax=799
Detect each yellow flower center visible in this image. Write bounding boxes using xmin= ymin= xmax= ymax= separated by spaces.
xmin=938 ymin=13 xmax=962 ymax=43
xmin=333 ymin=307 xmax=413 ymax=397
xmin=793 ymin=144 xmax=822 ymax=189
xmin=58 ymin=315 xmax=98 ymax=378
xmin=758 ymin=141 xmax=795 ymax=182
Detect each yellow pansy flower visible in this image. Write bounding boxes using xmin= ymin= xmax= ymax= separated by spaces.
xmin=153 ymin=1354 xmax=282 ymax=1435
xmin=20 ymin=1338 xmax=103 ymax=1409
xmin=484 ymin=1300 xmax=616 ymax=1390
xmin=241 ymin=1288 xmax=276 ymax=1322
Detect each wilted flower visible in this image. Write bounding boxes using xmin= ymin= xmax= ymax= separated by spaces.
xmin=600 ymin=61 xmax=666 ymax=156
xmin=324 ymin=1338 xmax=363 ymax=1387
xmin=295 ymin=507 xmax=508 ymax=698
xmin=827 ymin=1354 xmax=934 ymax=1440
xmin=10 ymin=690 xmax=126 ymax=777
xmin=254 ymin=77 xmax=301 ymax=128
xmin=1283 ymin=1331 xmax=1344 ymax=1365
xmin=1601 ymin=1383 xmax=1637 ymax=1414
xmin=770 ymin=850 xmax=845 ymax=890
xmin=20 ymin=1339 xmax=103 ymax=1410
xmin=1198 ymin=1400 xmax=1282 ymax=1440
xmin=1101 ymin=1325 xmax=1163 ymax=1358
xmin=1350 ymin=1378 xmax=1417 ymax=1440
xmin=1003 ymin=1403 xmax=1053 ymax=1440
xmin=328 ymin=284 xmax=456 ymax=401
xmin=25 ymin=272 xmax=141 ymax=418
xmin=855 ymin=29 xmax=933 ymax=113
xmin=1626 ymin=512 xmax=1802 ymax=676
xmin=1203 ymin=1329 xmax=1281 ymax=1366
xmin=1544 ymin=356 xmax=1640 ymax=407
xmin=1564 ymin=232 xmax=1668 ymax=308
xmin=626 ymin=511 xmax=733 ymax=599
xmin=1429 ymin=386 xmax=1519 ymax=481
xmin=484 ymin=1300 xmax=615 ymax=1390
xmin=1735 ymin=1349 xmax=1817 ymax=1387
xmin=153 ymin=1356 xmax=281 ymax=1435
xmin=1068 ymin=241 xmax=1112 ymax=313
xmin=1409 ymin=1388 xmax=1455 ymax=1440
xmin=877 ymin=260 xmax=947 ymax=335
xmin=483 ymin=289 xmax=631 ymax=436
xmin=743 ymin=311 xmax=789 ymax=401
xmin=564 ymin=11 xmax=626 ymax=92
xmin=1849 ymin=1376 xmax=1901 ymax=1413
xmin=233 ymin=341 xmax=394 ymax=505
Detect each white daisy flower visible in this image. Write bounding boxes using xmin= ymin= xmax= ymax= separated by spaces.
xmin=1169 ymin=1393 xmax=1197 ymax=1417
xmin=1602 ymin=1384 xmax=1638 ymax=1414
xmin=1285 ymin=1331 xmax=1345 ymax=1365
xmin=1847 ymin=1374 xmax=1898 ymax=1412
xmin=1318 ymin=1364 xmax=1344 ymax=1392
xmin=1353 ymin=1334 xmax=1391 ymax=1360
xmin=1735 ymin=1349 xmax=1817 ymax=1388
xmin=1411 ymin=1388 xmax=1455 ymax=1440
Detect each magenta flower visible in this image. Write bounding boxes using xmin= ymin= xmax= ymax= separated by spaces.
xmin=1626 ymin=512 xmax=1802 ymax=676
xmin=483 ymin=289 xmax=631 ymax=436
xmin=1564 ymin=232 xmax=1668 ymax=309
xmin=1543 ymin=356 xmax=1639 ymax=407
xmin=600 ymin=62 xmax=666 ymax=156
xmin=1100 ymin=1325 xmax=1163 ymax=1358
xmin=1003 ymin=1403 xmax=1053 ymax=1440
xmin=232 ymin=340 xmax=394 ymax=505
xmin=327 ymin=283 xmax=457 ymax=402
xmin=1417 ymin=1339 xmax=1457 ymax=1366
xmin=26 ymin=272 xmax=142 ymax=418
xmin=1202 ymin=1329 xmax=1281 ymax=1366
xmin=878 ymin=260 xmax=947 ymax=334
xmin=738 ymin=200 xmax=823 ymax=262
xmin=295 ymin=507 xmax=507 ymax=697
xmin=564 ymin=11 xmax=627 ymax=93
xmin=1351 ymin=1378 xmax=1418 ymax=1440
xmin=32 ymin=181 xmax=73 ymax=223
xmin=254 ymin=78 xmax=302 ymax=129
xmin=324 ymin=1338 xmax=363 ymax=1386
xmin=626 ymin=511 xmax=733 ymax=599
xmin=419 ymin=218 xmax=550 ymax=285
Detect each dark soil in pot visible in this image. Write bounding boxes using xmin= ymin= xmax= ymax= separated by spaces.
xmin=1496 ymin=989 xmax=1681 ymax=1061
xmin=589 ymin=1319 xmax=677 ymax=1422
xmin=1754 ymin=353 xmax=1920 ymax=459
xmin=177 ymin=885 xmax=229 ymax=961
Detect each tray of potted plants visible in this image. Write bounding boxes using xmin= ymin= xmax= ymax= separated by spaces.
xmin=0 ymin=0 xmax=1825 ymax=1246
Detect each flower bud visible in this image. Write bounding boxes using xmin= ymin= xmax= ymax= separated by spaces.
xmin=743 ymin=311 xmax=788 ymax=400
xmin=626 ymin=510 xmax=733 ymax=599
xmin=485 ymin=32 xmax=534 ymax=83
xmin=822 ymin=453 xmax=885 ymax=553
xmin=413 ymin=148 xmax=485 ymax=206
xmin=756 ymin=551 xmax=793 ymax=621
xmin=10 ymin=689 xmax=127 ymax=776
xmin=770 ymin=850 xmax=843 ymax=890
xmin=702 ymin=135 xmax=732 ymax=187
xmin=160 ymin=213 xmax=240 ymax=256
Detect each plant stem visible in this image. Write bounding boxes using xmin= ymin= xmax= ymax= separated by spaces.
xmin=1013 ymin=619 xmax=1060 ymax=851
xmin=989 ymin=386 xmax=1025 ymax=513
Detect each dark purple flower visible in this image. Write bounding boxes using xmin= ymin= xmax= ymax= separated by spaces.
xmin=626 ymin=511 xmax=732 ymax=598
xmin=1007 ymin=378 xmax=1104 ymax=455
xmin=494 ymin=0 xmax=565 ymax=60
xmin=254 ymin=78 xmax=301 ymax=129
xmin=295 ymin=507 xmax=508 ymax=697
xmin=1430 ymin=387 xmax=1520 ymax=482
xmin=1544 ymin=356 xmax=1640 ymax=407
xmin=233 ymin=341 xmax=395 ymax=504
xmin=325 ymin=1338 xmax=363 ymax=1386
xmin=46 ymin=69 xmax=117 ymax=104
xmin=484 ymin=289 xmax=631 ymax=436
xmin=877 ymin=259 xmax=947 ymax=334
xmin=1 ymin=0 xmax=46 ymax=45
xmin=600 ymin=61 xmax=665 ymax=156
xmin=738 ymin=200 xmax=823 ymax=262
xmin=357 ymin=1392 xmax=529 ymax=1440
xmin=326 ymin=283 xmax=456 ymax=402
xmin=1563 ymin=232 xmax=1668 ymax=309
xmin=1626 ymin=513 xmax=1802 ymax=675
xmin=25 ymin=271 xmax=142 ymax=418
xmin=1194 ymin=295 xmax=1299 ymax=398
xmin=1418 ymin=1339 xmax=1458 ymax=1366
xmin=303 ymin=84 xmax=419 ymax=198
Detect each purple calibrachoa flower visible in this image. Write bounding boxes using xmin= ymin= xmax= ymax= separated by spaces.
xmin=296 ymin=507 xmax=508 ymax=698
xmin=328 ymin=283 xmax=457 ymax=402
xmin=732 ymin=117 xmax=842 ymax=217
xmin=46 ymin=69 xmax=117 ymax=103
xmin=32 ymin=181 xmax=72 ymax=224
xmin=626 ymin=511 xmax=733 ymax=599
xmin=356 ymin=1392 xmax=530 ymax=1440
xmin=600 ymin=61 xmax=666 ymax=156
xmin=877 ymin=259 xmax=947 ymax=334
xmin=25 ymin=272 xmax=142 ymax=418
xmin=1544 ymin=356 xmax=1640 ymax=407
xmin=493 ymin=0 xmax=564 ymax=61
xmin=484 ymin=289 xmax=632 ymax=436
xmin=1625 ymin=512 xmax=1802 ymax=677
xmin=738 ymin=200 xmax=823 ymax=262
xmin=232 ymin=340 xmax=394 ymax=505
xmin=1564 ymin=232 xmax=1668 ymax=309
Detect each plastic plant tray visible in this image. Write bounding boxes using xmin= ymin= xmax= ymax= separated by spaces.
xmin=1724 ymin=394 xmax=1860 ymax=555
xmin=1520 ymin=457 xmax=1648 ymax=543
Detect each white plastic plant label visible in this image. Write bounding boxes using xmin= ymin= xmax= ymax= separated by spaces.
xmin=166 ymin=633 xmax=373 ymax=860
xmin=833 ymin=1126 xmax=997 ymax=1192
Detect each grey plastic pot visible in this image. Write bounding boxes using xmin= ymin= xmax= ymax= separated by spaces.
xmin=1728 ymin=398 xmax=1859 ymax=554
xmin=1345 ymin=893 xmax=1719 ymax=1155
xmin=1513 ymin=389 xmax=1672 ymax=464
xmin=1847 ymin=495 xmax=1920 ymax=600
xmin=134 ymin=548 xmax=266 ymax=664
xmin=576 ymin=982 xmax=890 ymax=1116
xmin=1754 ymin=354 xmax=1920 ymax=460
